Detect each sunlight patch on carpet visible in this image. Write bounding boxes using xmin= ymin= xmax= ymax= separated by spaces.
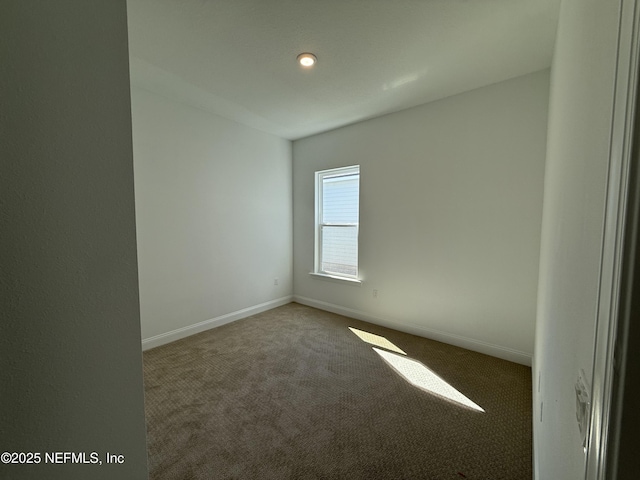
xmin=348 ymin=327 xmax=407 ymax=355
xmin=373 ymin=347 xmax=485 ymax=412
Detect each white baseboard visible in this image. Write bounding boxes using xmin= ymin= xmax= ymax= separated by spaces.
xmin=142 ymin=296 xmax=293 ymax=351
xmin=293 ymin=295 xmax=532 ymax=366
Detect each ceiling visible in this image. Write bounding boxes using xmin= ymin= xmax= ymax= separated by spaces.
xmin=127 ymin=0 xmax=561 ymax=140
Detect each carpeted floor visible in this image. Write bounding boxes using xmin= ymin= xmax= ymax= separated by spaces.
xmin=143 ymin=303 xmax=532 ymax=480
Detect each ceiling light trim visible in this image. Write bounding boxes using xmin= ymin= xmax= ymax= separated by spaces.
xmin=297 ymin=52 xmax=318 ymax=68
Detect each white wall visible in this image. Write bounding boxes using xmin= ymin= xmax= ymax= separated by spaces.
xmin=0 ymin=1 xmax=148 ymax=478
xmin=533 ymin=0 xmax=620 ymax=478
xmin=131 ymin=88 xmax=293 ymax=345
xmin=293 ymin=71 xmax=549 ymax=365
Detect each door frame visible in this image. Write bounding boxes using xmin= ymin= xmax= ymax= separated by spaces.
xmin=586 ymin=0 xmax=640 ymax=478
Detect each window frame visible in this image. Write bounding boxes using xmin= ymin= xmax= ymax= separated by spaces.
xmin=313 ymin=165 xmax=361 ymax=282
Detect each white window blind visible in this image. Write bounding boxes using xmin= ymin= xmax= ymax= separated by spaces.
xmin=316 ymin=166 xmax=360 ymax=278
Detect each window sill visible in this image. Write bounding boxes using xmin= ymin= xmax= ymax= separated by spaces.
xmin=309 ymin=272 xmax=362 ymax=286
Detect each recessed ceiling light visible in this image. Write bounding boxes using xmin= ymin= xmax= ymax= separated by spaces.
xmin=297 ymin=53 xmax=317 ymax=68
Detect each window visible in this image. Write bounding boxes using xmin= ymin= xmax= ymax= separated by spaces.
xmin=314 ymin=165 xmax=360 ymax=280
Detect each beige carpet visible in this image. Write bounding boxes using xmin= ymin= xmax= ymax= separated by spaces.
xmin=143 ymin=303 xmax=532 ymax=479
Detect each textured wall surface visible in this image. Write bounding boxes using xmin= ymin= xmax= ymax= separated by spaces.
xmin=533 ymin=0 xmax=620 ymax=478
xmin=0 ymin=1 xmax=149 ymax=478
xmin=293 ymin=71 xmax=549 ymax=365
xmin=131 ymin=87 xmax=293 ymax=342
